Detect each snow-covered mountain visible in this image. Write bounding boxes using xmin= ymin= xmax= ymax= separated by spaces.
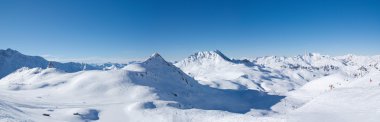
xmin=175 ymin=51 xmax=319 ymax=94
xmin=175 ymin=50 xmax=380 ymax=95
xmin=253 ymin=53 xmax=380 ymax=78
xmin=0 ymin=48 xmax=125 ymax=78
xmin=2 ymin=49 xmax=380 ymax=122
xmin=0 ymin=52 xmax=283 ymax=121
xmin=252 ymin=53 xmax=343 ymax=70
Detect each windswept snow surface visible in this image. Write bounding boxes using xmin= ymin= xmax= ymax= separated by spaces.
xmin=1 ymin=49 xmax=380 ymax=122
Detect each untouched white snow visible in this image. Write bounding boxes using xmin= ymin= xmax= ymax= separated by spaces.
xmin=175 ymin=50 xmax=303 ymax=94
xmin=1 ymin=49 xmax=380 ymax=122
xmin=0 ymin=52 xmax=284 ymax=122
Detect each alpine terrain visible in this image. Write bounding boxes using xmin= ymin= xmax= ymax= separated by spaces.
xmin=1 ymin=49 xmax=380 ymax=122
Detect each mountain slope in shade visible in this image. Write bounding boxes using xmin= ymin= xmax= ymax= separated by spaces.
xmin=0 ymin=48 xmax=126 ymax=79
xmin=0 ymin=49 xmax=49 ymax=78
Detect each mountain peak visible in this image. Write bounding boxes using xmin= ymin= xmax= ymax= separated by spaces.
xmin=0 ymin=48 xmax=22 ymax=56
xmin=174 ymin=50 xmax=233 ymax=68
xmin=151 ymin=52 xmax=162 ymax=58
xmin=143 ymin=52 xmax=168 ymax=65
xmin=190 ymin=50 xmax=231 ymax=62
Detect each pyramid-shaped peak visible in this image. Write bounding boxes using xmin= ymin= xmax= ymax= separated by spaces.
xmin=151 ymin=52 xmax=162 ymax=58
xmin=144 ymin=52 xmax=168 ymax=64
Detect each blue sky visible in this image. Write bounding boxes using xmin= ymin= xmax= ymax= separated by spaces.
xmin=0 ymin=0 xmax=379 ymax=62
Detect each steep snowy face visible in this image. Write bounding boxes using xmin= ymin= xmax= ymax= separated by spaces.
xmin=175 ymin=51 xmax=244 ymax=88
xmin=175 ymin=50 xmax=232 ymax=67
xmin=175 ymin=50 xmax=234 ymax=74
xmin=175 ymin=51 xmax=299 ymax=94
xmin=133 ymin=52 xmax=198 ymax=89
xmin=0 ymin=49 xmax=49 ymax=78
xmin=143 ymin=53 xmax=173 ymax=68
xmin=174 ymin=50 xmax=236 ymax=81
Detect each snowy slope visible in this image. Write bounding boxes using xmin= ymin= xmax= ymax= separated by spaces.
xmin=0 ymin=48 xmax=125 ymax=79
xmin=283 ymin=71 xmax=380 ymax=122
xmin=287 ymin=87 xmax=380 ymax=122
xmin=175 ymin=51 xmax=380 ymax=94
xmin=0 ymin=49 xmax=49 ymax=78
xmin=269 ymin=68 xmax=380 ymax=120
xmin=175 ymin=51 xmax=332 ymax=94
xmin=2 ymin=49 xmax=380 ymax=122
xmin=0 ymin=52 xmax=284 ymax=122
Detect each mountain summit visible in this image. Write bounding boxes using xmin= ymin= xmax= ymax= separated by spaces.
xmin=0 ymin=48 xmax=23 ymax=56
xmin=143 ymin=52 xmax=171 ymax=67
xmin=0 ymin=48 xmax=49 ymax=78
xmin=189 ymin=50 xmax=231 ymax=62
xmin=175 ymin=50 xmax=233 ymax=68
xmin=147 ymin=53 xmax=166 ymax=62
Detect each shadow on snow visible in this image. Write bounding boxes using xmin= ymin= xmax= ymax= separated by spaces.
xmin=128 ymin=70 xmax=284 ymax=114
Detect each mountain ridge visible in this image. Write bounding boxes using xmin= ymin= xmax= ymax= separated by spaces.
xmin=0 ymin=48 xmax=125 ymax=78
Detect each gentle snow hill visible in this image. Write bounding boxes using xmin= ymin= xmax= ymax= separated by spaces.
xmin=271 ymin=70 xmax=380 ymax=121
xmin=0 ymin=48 xmax=125 ymax=79
xmin=271 ymin=73 xmax=351 ymax=114
xmin=288 ymin=71 xmax=380 ymax=122
xmin=288 ymin=86 xmax=380 ymax=122
xmin=0 ymin=53 xmax=284 ymax=122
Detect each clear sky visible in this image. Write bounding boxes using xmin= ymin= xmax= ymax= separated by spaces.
xmin=0 ymin=0 xmax=379 ymax=63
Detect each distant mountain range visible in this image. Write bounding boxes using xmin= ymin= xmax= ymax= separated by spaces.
xmin=1 ymin=48 xmax=380 ymax=94
xmin=1 ymin=48 xmax=380 ymax=121
xmin=0 ymin=48 xmax=125 ymax=78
